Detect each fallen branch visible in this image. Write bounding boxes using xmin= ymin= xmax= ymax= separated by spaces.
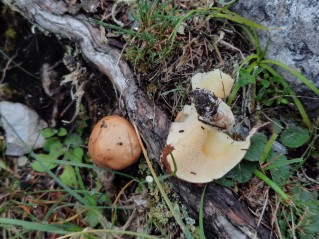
xmin=5 ymin=0 xmax=275 ymax=238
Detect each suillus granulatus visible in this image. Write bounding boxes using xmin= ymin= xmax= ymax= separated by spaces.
xmin=88 ymin=115 xmax=142 ymax=170
xmin=162 ymin=69 xmax=257 ymax=183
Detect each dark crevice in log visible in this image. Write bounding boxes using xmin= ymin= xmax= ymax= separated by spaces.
xmin=5 ymin=0 xmax=276 ymax=238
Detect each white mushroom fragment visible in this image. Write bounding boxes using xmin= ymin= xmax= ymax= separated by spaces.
xmin=162 ymin=69 xmax=256 ymax=183
xmin=190 ymin=69 xmax=235 ymax=130
xmin=191 ymin=69 xmax=234 ymax=99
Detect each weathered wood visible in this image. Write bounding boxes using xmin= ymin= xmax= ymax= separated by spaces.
xmin=5 ymin=0 xmax=275 ymax=238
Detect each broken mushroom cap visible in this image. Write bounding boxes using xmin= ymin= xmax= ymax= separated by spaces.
xmin=191 ymin=69 xmax=234 ymax=98
xmin=190 ymin=88 xmax=235 ymax=130
xmin=88 ymin=115 xmax=142 ymax=170
xmin=164 ymin=105 xmax=256 ymax=183
xmin=191 ymin=69 xmax=235 ymax=130
xmin=163 ymin=69 xmax=253 ymax=183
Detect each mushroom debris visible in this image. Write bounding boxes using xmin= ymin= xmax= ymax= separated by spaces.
xmin=161 ymin=69 xmax=257 ymax=183
xmin=88 ymin=115 xmax=142 ymax=170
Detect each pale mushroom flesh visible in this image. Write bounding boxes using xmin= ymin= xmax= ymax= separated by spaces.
xmin=163 ymin=69 xmax=255 ymax=183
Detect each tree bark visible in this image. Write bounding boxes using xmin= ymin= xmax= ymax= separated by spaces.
xmin=4 ymin=0 xmax=276 ymax=238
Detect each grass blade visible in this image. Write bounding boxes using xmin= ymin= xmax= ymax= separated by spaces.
xmin=199 ymin=185 xmax=207 ymax=239
xmin=29 ymin=155 xmax=142 ymax=182
xmin=133 ymin=124 xmax=194 ymax=239
xmin=254 ymin=170 xmax=292 ymax=204
xmin=239 ymin=26 xmax=261 ymax=55
xmin=260 ymin=134 xmax=278 ymax=164
xmin=57 ymin=229 xmax=162 ymax=239
xmin=261 ymin=59 xmax=319 ymax=95
xmin=88 ymin=18 xmax=136 ymax=36
xmin=264 ymin=158 xmax=304 ymax=171
xmin=0 ymin=218 xmax=74 ymax=235
xmin=259 ymin=63 xmax=312 ymax=129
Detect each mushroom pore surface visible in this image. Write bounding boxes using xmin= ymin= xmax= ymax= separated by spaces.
xmin=165 ymin=105 xmax=251 ymax=183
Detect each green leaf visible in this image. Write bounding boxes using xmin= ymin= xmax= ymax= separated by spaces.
xmin=58 ymin=128 xmax=68 ymax=137
xmin=31 ymin=154 xmax=58 ymax=172
xmin=292 ymin=186 xmax=319 ymax=209
xmin=280 ymin=126 xmax=310 ymax=148
xmin=43 ymin=137 xmax=60 ymax=151
xmin=276 ymin=97 xmax=288 ymax=105
xmin=85 ymin=209 xmax=101 ymax=228
xmin=303 ymin=213 xmax=319 ymax=235
xmin=0 ymin=159 xmax=7 ymax=171
xmin=215 ymin=177 xmax=235 ymax=187
xmin=260 ymin=79 xmax=270 ymax=88
xmin=271 ymin=118 xmax=283 ymax=134
xmin=64 ymin=133 xmax=83 ymax=147
xmin=269 ymin=155 xmax=291 ymax=187
xmin=225 ymin=161 xmax=258 ymax=183
xmin=59 ymin=165 xmax=79 ymax=188
xmin=256 ymin=87 xmax=267 ymax=100
xmin=259 ymin=63 xmax=312 ymax=130
xmin=238 ymin=69 xmax=256 ymax=86
xmin=244 ymin=133 xmax=268 ymax=161
xmin=261 ymin=59 xmax=319 ymax=95
xmin=64 ymin=148 xmax=83 ymax=163
xmin=48 ymin=140 xmax=66 ymax=159
xmin=97 ymin=192 xmax=112 ymax=204
xmin=264 ymin=98 xmax=275 ymax=106
xmin=41 ymin=128 xmax=58 ymax=138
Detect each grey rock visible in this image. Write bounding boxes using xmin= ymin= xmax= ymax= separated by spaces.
xmin=232 ymin=1 xmax=319 ymax=115
xmin=0 ymin=101 xmax=47 ymax=156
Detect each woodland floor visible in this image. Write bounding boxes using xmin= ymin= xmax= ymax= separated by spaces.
xmin=1 ymin=1 xmax=319 ymax=239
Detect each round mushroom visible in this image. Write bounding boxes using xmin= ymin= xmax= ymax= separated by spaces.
xmin=88 ymin=115 xmax=142 ymax=170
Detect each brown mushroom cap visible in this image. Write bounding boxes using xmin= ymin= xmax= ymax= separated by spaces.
xmin=88 ymin=115 xmax=142 ymax=170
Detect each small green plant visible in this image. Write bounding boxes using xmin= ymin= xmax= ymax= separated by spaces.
xmin=91 ymin=2 xmax=267 ymax=73
xmin=255 ymin=73 xmax=290 ymax=106
xmin=123 ymin=0 xmax=181 ymax=72
xmin=30 ymin=127 xmax=117 ymax=229
xmin=227 ymin=28 xmax=319 ymax=130
xmin=216 ymin=122 xmax=318 ymax=238
xmin=217 ymin=124 xmax=310 ymax=193
xmin=31 ymin=127 xmax=83 ymax=188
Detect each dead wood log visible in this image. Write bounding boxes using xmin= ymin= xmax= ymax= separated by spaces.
xmin=5 ymin=0 xmax=276 ymax=238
